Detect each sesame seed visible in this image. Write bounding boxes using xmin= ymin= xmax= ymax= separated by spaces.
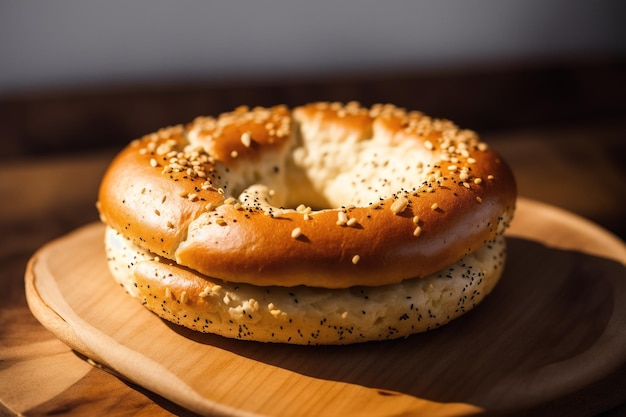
xmin=154 ymin=209 xmax=160 ymax=216
xmin=476 ymin=196 xmax=483 ymax=203
xmin=199 ymin=286 xmax=211 ymax=297
xmin=431 ymin=203 xmax=439 ymax=210
xmin=230 ymin=150 xmax=238 ymax=158
xmin=390 ymin=196 xmax=409 ymax=214
xmin=413 ymin=226 xmax=422 ymax=237
xmin=150 ymin=158 xmax=159 ymax=168
xmin=248 ymin=298 xmax=259 ymax=311
xmin=467 ymin=157 xmax=476 ymax=164
xmin=424 ymin=141 xmax=434 ymax=150
xmin=180 ymin=291 xmax=189 ymax=304
xmin=296 ymin=204 xmax=313 ymax=215
xmin=487 ymin=175 xmax=495 ymax=180
xmin=412 ymin=215 xmax=420 ymax=224
xmin=165 ymin=287 xmax=172 ymax=299
xmin=347 ymin=218 xmax=358 ymax=227
xmin=474 ymin=177 xmax=483 ymax=185
xmin=167 ymin=221 xmax=174 ymax=228
xmin=240 ymin=131 xmax=252 ymax=147
xmin=337 ymin=211 xmax=348 ymax=226
xmin=291 ymin=227 xmax=302 ymax=239
xmin=352 ymin=255 xmax=361 ymax=265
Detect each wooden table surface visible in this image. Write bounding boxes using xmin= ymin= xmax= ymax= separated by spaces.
xmin=1 ymin=82 xmax=625 ymax=416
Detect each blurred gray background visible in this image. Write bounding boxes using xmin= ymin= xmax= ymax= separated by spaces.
xmin=1 ymin=0 xmax=624 ymax=94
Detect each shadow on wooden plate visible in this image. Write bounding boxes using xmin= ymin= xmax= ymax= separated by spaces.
xmin=25 ymin=199 xmax=626 ymax=416
xmin=164 ymin=237 xmax=626 ymax=414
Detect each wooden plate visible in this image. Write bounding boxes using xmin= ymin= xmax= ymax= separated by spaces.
xmin=25 ymin=198 xmax=626 ymax=417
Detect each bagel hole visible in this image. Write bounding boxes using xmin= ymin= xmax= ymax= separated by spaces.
xmin=221 ymin=124 xmax=436 ymax=213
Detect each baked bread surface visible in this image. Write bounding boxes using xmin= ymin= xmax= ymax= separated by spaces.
xmin=98 ymin=102 xmax=516 ymax=289
xmin=106 ymin=226 xmax=507 ymax=345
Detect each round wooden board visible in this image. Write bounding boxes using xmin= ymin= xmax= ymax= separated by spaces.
xmin=25 ymin=198 xmax=626 ymax=417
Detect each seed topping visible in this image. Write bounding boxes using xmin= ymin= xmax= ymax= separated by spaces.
xmin=291 ymin=227 xmax=302 ymax=239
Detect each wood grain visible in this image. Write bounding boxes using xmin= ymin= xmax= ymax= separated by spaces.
xmin=22 ymin=198 xmax=626 ymax=417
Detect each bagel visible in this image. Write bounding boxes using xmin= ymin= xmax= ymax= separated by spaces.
xmin=98 ymin=101 xmax=517 ymax=344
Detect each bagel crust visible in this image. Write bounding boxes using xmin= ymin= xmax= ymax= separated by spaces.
xmin=98 ymin=102 xmax=516 ymax=290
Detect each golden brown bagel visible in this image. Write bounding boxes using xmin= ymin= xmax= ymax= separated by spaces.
xmin=98 ymin=102 xmax=516 ymax=289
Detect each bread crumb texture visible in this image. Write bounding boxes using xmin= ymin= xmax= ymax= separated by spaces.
xmin=106 ymin=226 xmax=506 ymax=345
